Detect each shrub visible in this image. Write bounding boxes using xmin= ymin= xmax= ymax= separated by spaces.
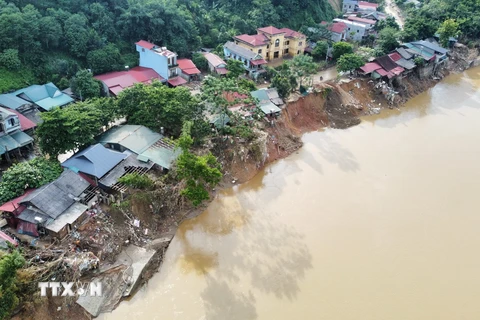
xmin=0 ymin=49 xmax=21 ymax=71
xmin=0 ymin=158 xmax=63 ymax=203
xmin=118 ymin=173 xmax=154 ymax=189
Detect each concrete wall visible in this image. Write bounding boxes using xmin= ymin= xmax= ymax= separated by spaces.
xmin=417 ymin=63 xmax=435 ymax=79
xmin=288 ymin=37 xmax=306 ymax=57
xmin=136 ymin=45 xmax=169 ymax=80
xmin=334 ymin=19 xmax=365 ymax=41
xmin=343 ymin=0 xmax=358 ymax=12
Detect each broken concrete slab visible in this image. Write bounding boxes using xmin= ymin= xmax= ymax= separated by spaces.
xmin=115 ymin=245 xmax=156 ymax=296
xmin=76 ymin=244 xmax=156 ymax=316
xmin=76 ymin=265 xmax=128 ymax=317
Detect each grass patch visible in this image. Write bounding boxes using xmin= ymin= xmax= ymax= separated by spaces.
xmin=0 ymin=67 xmax=38 ymax=93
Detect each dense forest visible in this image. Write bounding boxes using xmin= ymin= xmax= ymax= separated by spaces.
xmin=400 ymin=0 xmax=480 ymax=43
xmin=0 ymin=0 xmax=336 ymax=92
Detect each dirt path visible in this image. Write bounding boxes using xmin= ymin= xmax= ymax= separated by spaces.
xmin=384 ymin=0 xmax=404 ymax=28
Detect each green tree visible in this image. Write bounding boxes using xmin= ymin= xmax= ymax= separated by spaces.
xmin=118 ymin=173 xmax=154 ymax=189
xmin=336 ymin=53 xmax=365 ymax=74
xmin=117 ymin=82 xmax=203 ymax=137
xmin=377 ymin=27 xmax=400 ymax=53
xmin=226 ymin=59 xmax=245 ymax=79
xmin=312 ymin=41 xmax=329 ymax=60
xmin=401 ymin=16 xmax=438 ymax=42
xmin=0 ymin=49 xmax=20 ymax=70
xmin=286 ymin=54 xmax=318 ymax=88
xmin=192 ymin=52 xmax=209 ymax=72
xmin=437 ymin=19 xmax=460 ymax=47
xmin=87 ymin=44 xmax=123 ymax=75
xmin=70 ymin=70 xmax=101 ymax=100
xmin=0 ymin=250 xmax=25 ymax=320
xmin=374 ymin=16 xmax=400 ymax=31
xmin=175 ymin=122 xmax=222 ymax=206
xmin=0 ymin=158 xmax=62 ymax=203
xmin=64 ymin=13 xmax=90 ymax=58
xmin=37 ymin=103 xmax=104 ymax=157
xmin=271 ymin=74 xmax=294 ymax=99
xmin=332 ymin=42 xmax=354 ymax=60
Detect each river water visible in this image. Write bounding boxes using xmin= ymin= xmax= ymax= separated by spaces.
xmin=102 ymin=68 xmax=480 ymax=320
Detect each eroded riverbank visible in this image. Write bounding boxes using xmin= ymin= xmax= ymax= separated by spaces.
xmin=100 ymin=68 xmax=480 ymax=319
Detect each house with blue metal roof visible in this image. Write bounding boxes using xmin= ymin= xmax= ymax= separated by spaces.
xmin=62 ymin=143 xmax=128 ymax=183
xmin=97 ymin=125 xmax=180 ymax=170
xmin=11 ymin=82 xmax=74 ymax=111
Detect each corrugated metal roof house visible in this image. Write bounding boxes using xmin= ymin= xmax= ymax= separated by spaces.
xmin=62 ymin=143 xmax=127 ymax=180
xmin=18 ymin=169 xmax=90 ymax=238
xmin=97 ymin=125 xmax=179 ymax=170
xmin=11 ymin=82 xmax=74 ymax=111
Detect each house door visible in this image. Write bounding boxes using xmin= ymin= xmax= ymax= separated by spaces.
xmin=274 ymin=51 xmax=279 ymax=59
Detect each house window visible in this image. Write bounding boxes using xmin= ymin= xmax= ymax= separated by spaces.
xmin=299 ymin=42 xmax=303 ymax=46
xmin=267 ymin=45 xmax=270 ymax=49
xmin=8 ymin=118 xmax=16 ymax=126
xmin=357 ymin=30 xmax=359 ymax=33
xmin=274 ymin=51 xmax=279 ymax=58
xmin=258 ymin=49 xmax=262 ymax=54
xmin=284 ymin=48 xmax=289 ymax=54
xmin=275 ymin=39 xmax=280 ymax=47
xmin=142 ymin=48 xmax=145 ymax=52
xmin=297 ymin=50 xmax=300 ymax=54
xmin=285 ymin=41 xmax=290 ymax=45
xmin=348 ymin=27 xmax=351 ymax=30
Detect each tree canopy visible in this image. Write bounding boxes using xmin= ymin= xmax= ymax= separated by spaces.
xmin=332 ymin=42 xmax=354 ymax=60
xmin=70 ymin=70 xmax=101 ymax=100
xmin=37 ymin=100 xmax=110 ymax=157
xmin=0 ymin=250 xmax=25 ymax=320
xmin=0 ymin=157 xmax=62 ymax=203
xmin=116 ymin=81 xmax=203 ymax=138
xmin=175 ymin=122 xmax=222 ymax=206
xmin=336 ymin=53 xmax=365 ymax=74
xmin=0 ymin=0 xmax=337 ymax=92
xmin=437 ymin=19 xmax=460 ymax=47
xmin=377 ymin=27 xmax=400 ymax=53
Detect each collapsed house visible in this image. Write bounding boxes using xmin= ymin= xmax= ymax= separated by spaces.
xmin=250 ymin=88 xmax=284 ymax=116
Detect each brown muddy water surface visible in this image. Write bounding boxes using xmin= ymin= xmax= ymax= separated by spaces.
xmin=102 ymin=68 xmax=480 ymax=319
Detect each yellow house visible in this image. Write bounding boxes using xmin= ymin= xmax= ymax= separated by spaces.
xmin=233 ymin=26 xmax=306 ymax=61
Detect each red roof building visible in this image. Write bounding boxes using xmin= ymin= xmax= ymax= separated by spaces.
xmin=0 ymin=189 xmax=35 ymax=215
xmin=359 ymin=62 xmax=382 ymax=74
xmin=347 ymin=15 xmax=377 ymax=26
xmin=177 ymin=59 xmax=201 ymax=75
xmin=135 ymin=40 xmax=157 ymax=50
xmin=10 ymin=109 xmax=36 ymax=131
xmin=358 ymin=1 xmax=379 ymax=8
xmin=388 ymin=52 xmax=402 ymax=61
xmin=167 ymin=77 xmax=188 ymax=87
xmin=234 ymin=34 xmax=269 ymax=47
xmin=279 ymin=28 xmax=306 ymax=39
xmin=329 ymin=22 xmax=348 ymax=34
xmin=257 ymin=26 xmax=284 ymax=35
xmin=94 ymin=66 xmax=164 ymax=97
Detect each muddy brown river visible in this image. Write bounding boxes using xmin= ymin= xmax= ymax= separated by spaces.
xmin=102 ymin=68 xmax=480 ymax=320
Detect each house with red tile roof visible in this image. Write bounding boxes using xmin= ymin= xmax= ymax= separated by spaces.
xmin=327 ymin=22 xmax=348 ymax=42
xmin=232 ymin=25 xmax=306 ymax=61
xmin=177 ymin=58 xmax=201 ymax=82
xmin=94 ymin=66 xmax=165 ymax=97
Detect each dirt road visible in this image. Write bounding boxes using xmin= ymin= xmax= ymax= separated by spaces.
xmin=384 ymin=0 xmax=404 ymax=28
